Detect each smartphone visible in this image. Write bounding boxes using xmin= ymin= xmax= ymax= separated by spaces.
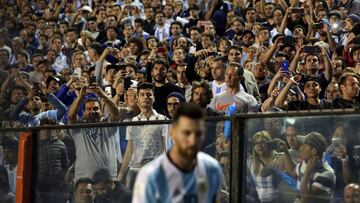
xmin=351 ymin=24 xmax=360 ymax=36
xmin=282 ymin=36 xmax=295 ymax=45
xmin=124 ymin=77 xmax=132 ymax=90
xmin=281 ymin=60 xmax=289 ymax=72
xmin=74 ymin=67 xmax=82 ymax=78
xmin=303 ymin=46 xmax=319 ymax=54
xmin=332 ymin=138 xmax=342 ymax=148
xmin=89 ymin=76 xmax=97 ymax=86
xmin=311 ymin=23 xmax=323 ymax=29
xmin=266 ymin=140 xmax=279 ymax=151
xmin=354 ymin=145 xmax=360 ymax=165
xmin=263 ymin=41 xmax=270 ymax=47
xmin=291 ymin=7 xmax=304 ymax=13
xmin=277 ymin=81 xmax=284 ymax=90
xmin=105 ymin=86 xmax=113 ymax=96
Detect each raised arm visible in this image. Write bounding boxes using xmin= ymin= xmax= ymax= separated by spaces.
xmin=274 ymin=77 xmax=297 ymax=108
xmin=261 ymin=88 xmax=280 ymax=112
xmin=92 ymin=85 xmax=120 ymax=122
xmin=289 ymin=46 xmax=303 ymax=73
xmin=278 ymin=8 xmax=290 ymax=34
xmin=205 ymin=0 xmax=219 ymax=20
xmin=261 ymin=37 xmax=283 ymax=65
xmin=39 ymin=82 xmax=67 ymax=120
xmin=267 ymin=70 xmax=283 ymax=97
xmin=68 ymin=86 xmax=87 ymax=124
xmin=319 ymin=46 xmax=332 ymax=82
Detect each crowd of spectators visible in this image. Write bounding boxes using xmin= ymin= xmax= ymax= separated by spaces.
xmin=0 ymin=0 xmax=360 ymax=202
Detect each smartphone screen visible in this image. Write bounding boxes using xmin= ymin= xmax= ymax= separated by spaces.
xmin=105 ymin=86 xmax=113 ymax=96
xmin=281 ymin=60 xmax=289 ymax=72
xmin=303 ymin=46 xmax=318 ymax=54
xmin=74 ymin=67 xmax=82 ymax=78
xmin=89 ymin=76 xmax=97 ymax=86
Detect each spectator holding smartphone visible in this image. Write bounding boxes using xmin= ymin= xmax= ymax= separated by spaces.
xmin=9 ymin=82 xmax=67 ymax=126
xmin=324 ymin=123 xmax=356 ymax=202
xmin=275 ymin=77 xmax=333 ymax=110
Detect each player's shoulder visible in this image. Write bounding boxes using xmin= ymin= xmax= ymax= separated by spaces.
xmin=197 ymin=152 xmax=222 ymax=173
xmin=137 ymin=154 xmax=166 ymax=178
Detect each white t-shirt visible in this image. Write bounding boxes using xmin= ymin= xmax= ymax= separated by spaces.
xmin=126 ymin=110 xmax=168 ymax=170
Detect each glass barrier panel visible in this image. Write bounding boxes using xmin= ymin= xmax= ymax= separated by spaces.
xmin=31 ymin=119 xmax=229 ymax=203
xmin=242 ymin=114 xmax=360 ymax=203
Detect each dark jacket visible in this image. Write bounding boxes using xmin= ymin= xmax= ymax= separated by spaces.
xmin=94 ymin=181 xmax=132 ymax=203
xmin=37 ymin=137 xmax=69 ymax=188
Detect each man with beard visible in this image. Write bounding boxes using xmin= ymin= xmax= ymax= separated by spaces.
xmin=333 ymin=73 xmax=360 ymax=109
xmin=251 ymin=62 xmax=272 ymax=102
xmin=92 ymin=169 xmax=131 ymax=203
xmin=118 ymin=82 xmax=168 ymax=190
xmin=67 ymin=84 xmax=120 ymax=182
xmin=9 ymin=82 xmax=67 ymax=126
xmin=151 ymin=58 xmax=184 ymax=115
xmin=224 ymin=17 xmax=244 ymax=41
xmin=46 ymin=75 xmax=61 ymax=94
xmin=209 ymin=56 xmax=227 ymax=96
xmin=191 ymin=80 xmax=221 ymax=150
xmin=133 ymin=103 xmax=222 ymax=203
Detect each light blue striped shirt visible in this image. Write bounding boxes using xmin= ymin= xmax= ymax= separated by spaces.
xmin=133 ymin=152 xmax=222 ymax=203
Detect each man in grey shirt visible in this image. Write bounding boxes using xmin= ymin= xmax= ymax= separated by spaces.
xmin=68 ymin=85 xmax=120 ymax=182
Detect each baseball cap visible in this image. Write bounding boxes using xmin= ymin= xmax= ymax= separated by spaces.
xmin=296 ymin=132 xmax=327 ymax=155
xmin=81 ymin=5 xmax=93 ymax=13
xmin=329 ymin=10 xmax=342 ymax=19
xmin=167 ymin=92 xmax=185 ymax=103
xmin=46 ymin=75 xmax=60 ymax=87
xmin=347 ymin=14 xmax=360 ymax=24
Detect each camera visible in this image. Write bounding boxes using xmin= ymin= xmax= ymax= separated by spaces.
xmin=266 ymin=140 xmax=279 ymax=151
xmin=311 ymin=23 xmax=323 ymax=30
xmin=303 ymin=46 xmax=319 ymax=54
xmin=282 ymin=36 xmax=295 ymax=45
xmin=291 ymin=7 xmax=304 ymax=13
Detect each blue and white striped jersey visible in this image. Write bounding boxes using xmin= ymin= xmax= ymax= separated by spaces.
xmin=132 ymin=152 xmax=222 ymax=203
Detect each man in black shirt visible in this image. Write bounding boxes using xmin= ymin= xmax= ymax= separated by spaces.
xmin=143 ymin=7 xmax=156 ymax=35
xmin=151 ymin=58 xmax=184 ymax=115
xmin=275 ymin=77 xmax=333 ymax=111
xmin=92 ymin=169 xmax=131 ymax=203
xmin=333 ymin=73 xmax=360 ymax=109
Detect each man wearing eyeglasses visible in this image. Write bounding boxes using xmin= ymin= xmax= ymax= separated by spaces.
xmin=275 ymin=77 xmax=333 ymax=110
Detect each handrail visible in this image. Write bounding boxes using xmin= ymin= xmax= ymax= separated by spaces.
xmin=1 ymin=110 xmax=359 ymax=132
xmin=0 ymin=116 xmax=231 ymax=132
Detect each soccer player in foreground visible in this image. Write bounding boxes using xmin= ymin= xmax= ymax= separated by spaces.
xmin=132 ymin=103 xmax=222 ymax=203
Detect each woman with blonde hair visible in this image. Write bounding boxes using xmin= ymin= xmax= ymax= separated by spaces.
xmin=248 ymin=130 xmax=295 ymax=203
